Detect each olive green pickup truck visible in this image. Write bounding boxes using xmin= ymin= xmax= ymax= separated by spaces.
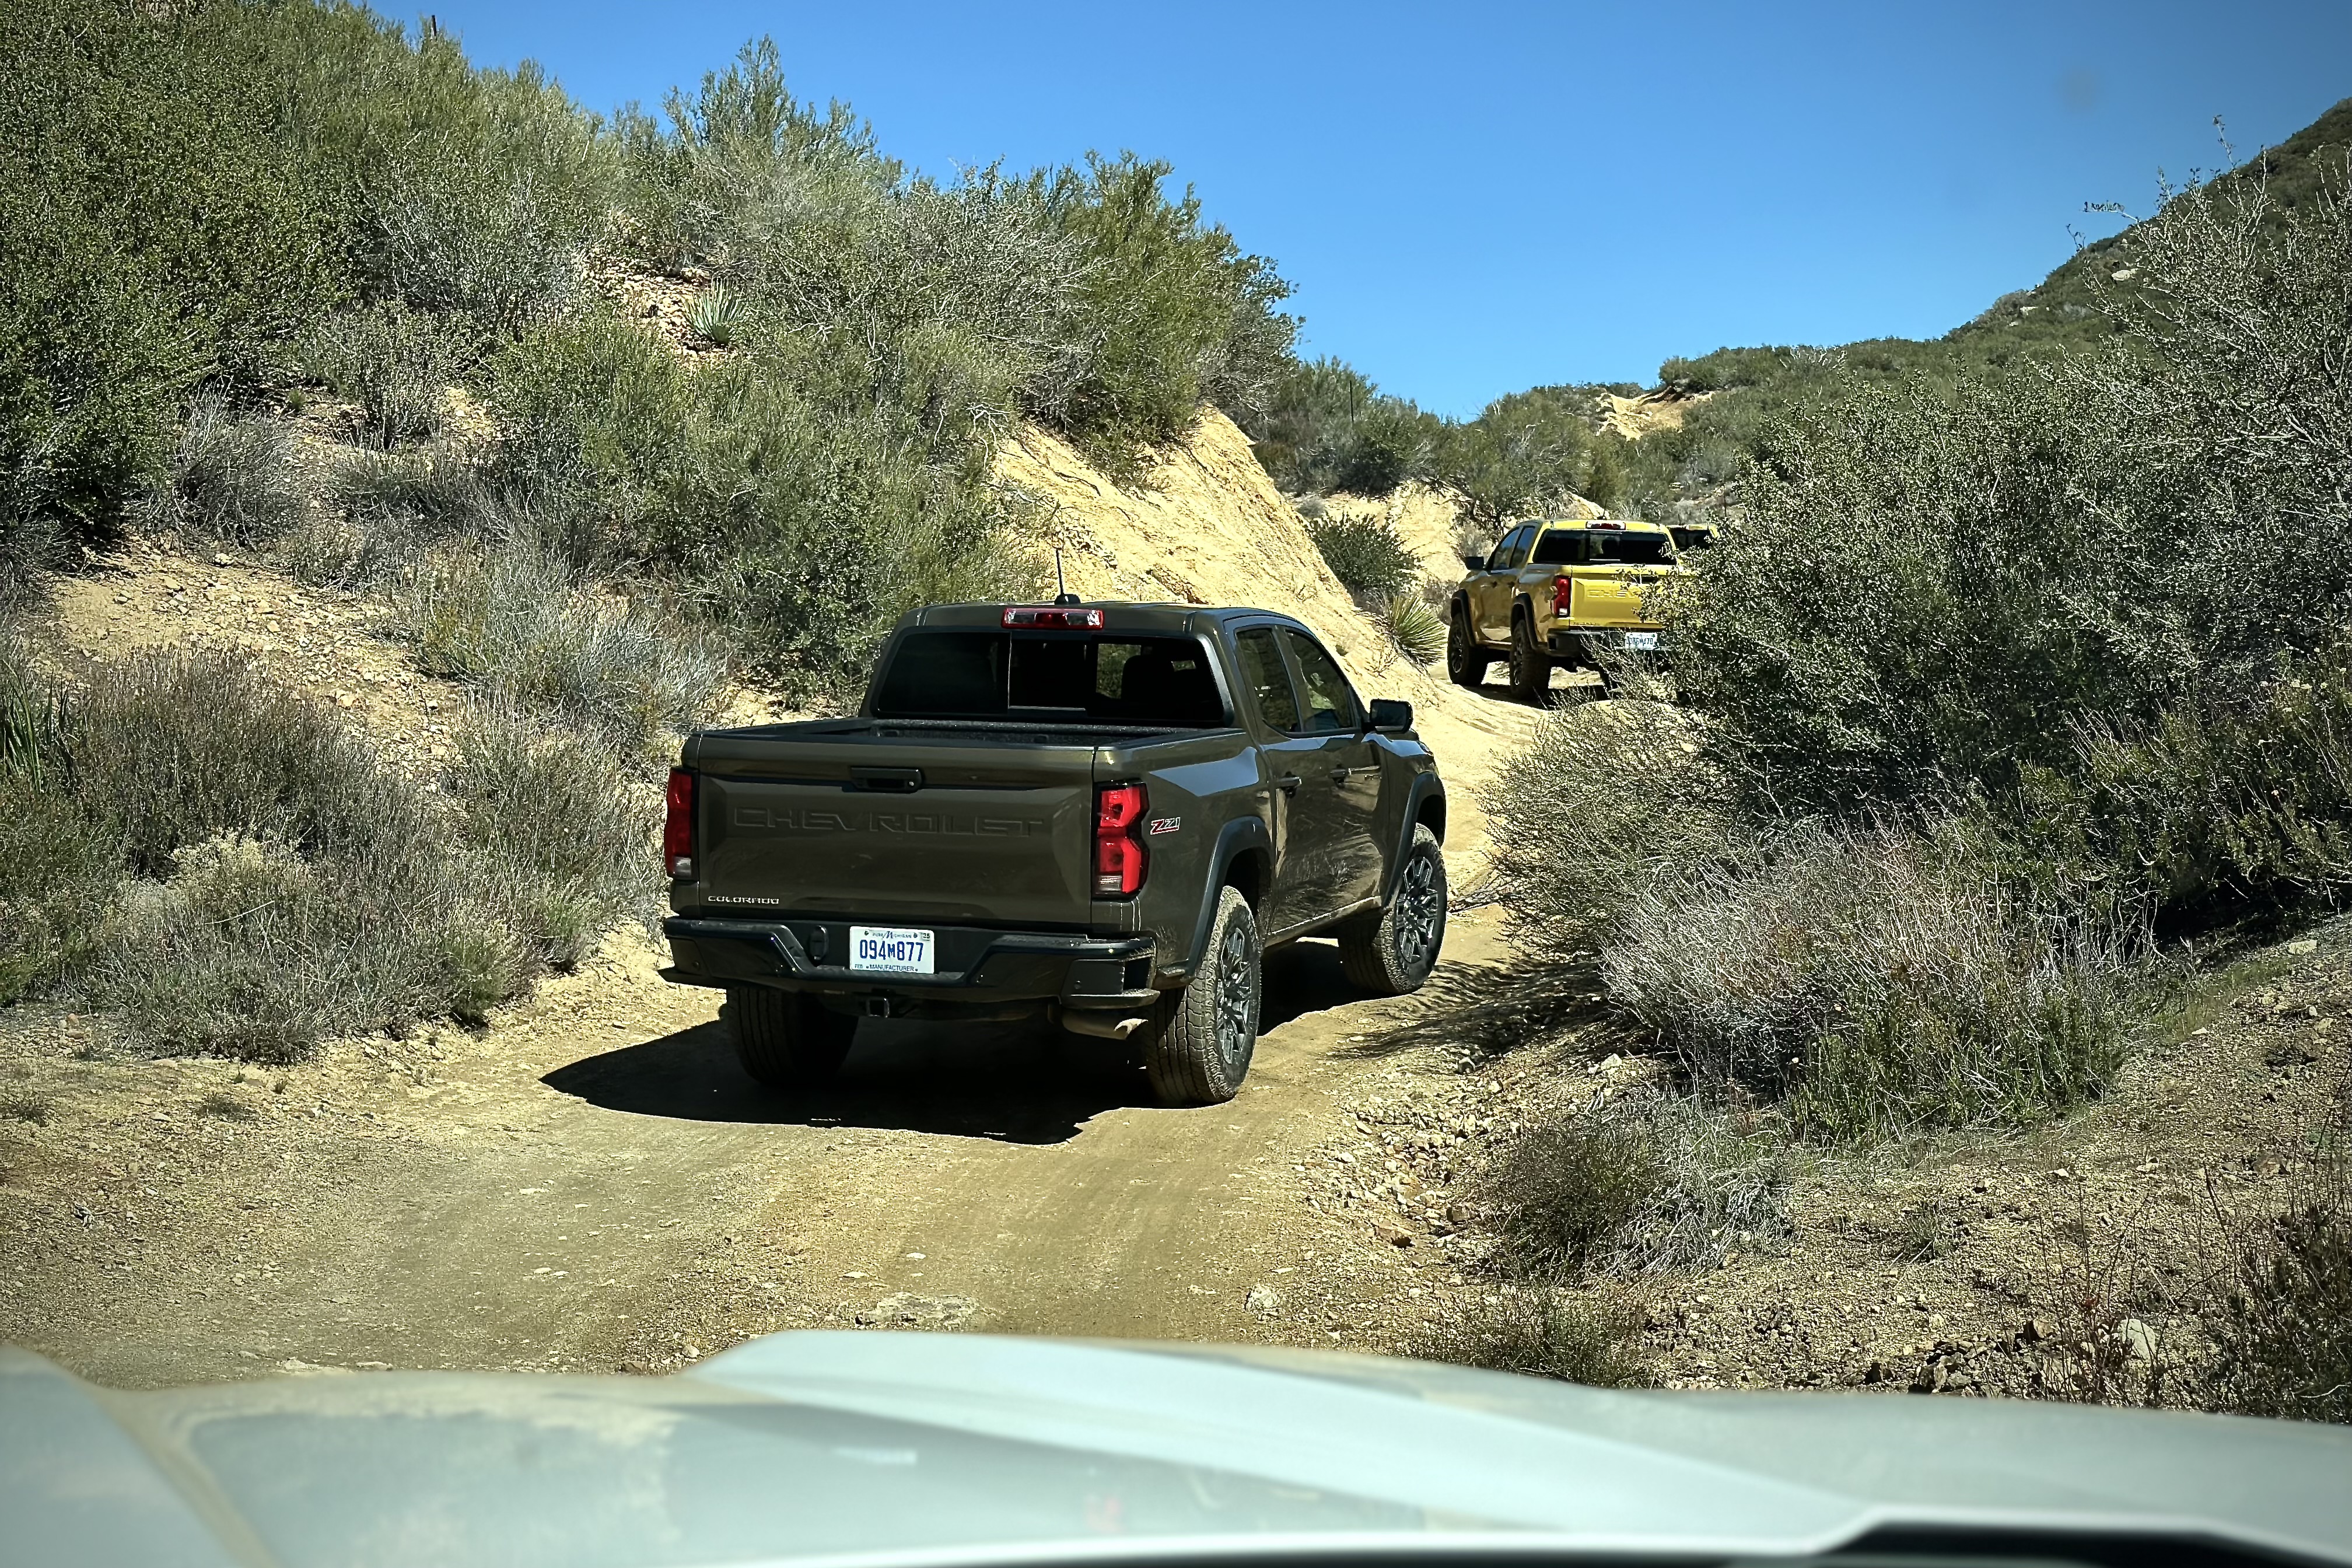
xmin=659 ymin=601 xmax=1448 ymax=1105
xmin=1446 ymin=517 xmax=1683 ymax=699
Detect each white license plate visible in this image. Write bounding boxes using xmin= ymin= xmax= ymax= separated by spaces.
xmin=1623 ymin=631 xmax=1659 ymax=652
xmin=849 ymin=926 xmax=934 ymax=975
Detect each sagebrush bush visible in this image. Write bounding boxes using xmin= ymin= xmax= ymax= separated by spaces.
xmin=1485 ymin=1090 xmax=1792 ymax=1278
xmin=1480 ymin=701 xmax=1731 ymax=936
xmin=445 ymin=708 xmax=655 ymax=968
xmin=1605 ymin=820 xmax=2146 ymax=1138
xmin=407 ymin=546 xmax=726 ymax=754
xmin=86 ymin=833 xmax=529 ymax=1062
xmin=9 ymin=645 xmax=653 ymax=1058
xmin=0 ymin=648 xmax=116 ymax=1004
xmin=152 ymin=399 xmax=305 ymax=546
xmin=1306 ymin=514 xmax=1419 ymax=600
xmin=1417 ymin=1289 xmax=1653 ymax=1387
xmin=303 ymin=302 xmax=469 ymax=447
xmin=62 ymin=649 xmax=422 ymax=877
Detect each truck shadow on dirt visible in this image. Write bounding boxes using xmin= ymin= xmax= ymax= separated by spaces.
xmin=543 ymin=942 xmax=1375 ymax=1143
xmin=541 ymin=1017 xmax=1139 ymax=1144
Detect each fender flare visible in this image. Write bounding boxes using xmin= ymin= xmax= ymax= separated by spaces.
xmin=1378 ymin=775 xmax=1448 ymax=905
xmin=1179 ymin=814 xmax=1274 ymax=976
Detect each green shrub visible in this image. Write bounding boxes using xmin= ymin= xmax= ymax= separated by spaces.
xmin=1307 ymin=514 xmax=1419 ymax=599
xmin=1044 ymin=152 xmax=1296 ymax=476
xmin=151 ymin=400 xmax=305 ymax=547
xmin=1247 ymin=358 xmax=1440 ymax=496
xmin=1431 ymin=384 xmax=1603 ymax=527
xmin=406 ymin=546 xmax=726 ymax=753
xmin=303 ymin=302 xmax=470 ymax=447
xmin=614 ymin=38 xmax=898 ymax=275
xmin=485 ymin=311 xmax=691 ymax=562
xmin=1670 ymin=163 xmax=2352 ymax=820
xmin=488 ymin=312 xmax=1031 ymax=699
xmin=1605 ymin=820 xmax=2146 ymax=1139
xmin=0 ymin=1 xmax=344 ymax=545
xmin=2034 ymin=651 xmax=2352 ymax=924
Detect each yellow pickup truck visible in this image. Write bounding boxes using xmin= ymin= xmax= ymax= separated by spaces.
xmin=1445 ymin=517 xmax=1682 ymax=699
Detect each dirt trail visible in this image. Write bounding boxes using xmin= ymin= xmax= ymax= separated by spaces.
xmin=0 ymin=904 xmax=1517 ymax=1385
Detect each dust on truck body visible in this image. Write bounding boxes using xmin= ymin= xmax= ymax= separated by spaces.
xmin=657 ymin=601 xmax=1450 ymax=1105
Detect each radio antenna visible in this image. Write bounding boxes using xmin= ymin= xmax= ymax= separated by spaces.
xmin=1052 ymin=547 xmax=1079 ymax=607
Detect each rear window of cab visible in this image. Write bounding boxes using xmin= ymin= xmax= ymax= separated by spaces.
xmin=1530 ymin=528 xmax=1676 ymax=567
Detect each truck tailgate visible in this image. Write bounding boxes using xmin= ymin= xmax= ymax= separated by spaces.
xmin=1566 ymin=571 xmax=1665 ymax=627
xmin=689 ymin=733 xmax=1099 ymax=927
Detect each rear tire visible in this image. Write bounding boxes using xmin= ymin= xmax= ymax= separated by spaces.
xmin=1339 ymin=825 xmax=1448 ymax=996
xmin=1142 ymin=886 xmax=1261 ymax=1106
xmin=1508 ymin=608 xmax=1552 ymax=704
xmin=727 ymin=987 xmax=856 ymax=1088
xmin=1446 ymin=606 xmax=1486 ymax=688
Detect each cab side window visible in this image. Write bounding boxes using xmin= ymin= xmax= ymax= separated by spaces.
xmin=1233 ymin=626 xmax=1301 ymax=732
xmin=1485 ymin=526 xmax=1528 ymax=571
xmin=1281 ymin=631 xmax=1362 ymax=734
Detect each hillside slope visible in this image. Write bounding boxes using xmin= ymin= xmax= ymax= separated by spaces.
xmin=998 ymin=411 xmax=1539 ymax=807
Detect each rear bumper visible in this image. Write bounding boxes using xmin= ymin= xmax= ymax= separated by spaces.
xmin=1546 ymin=625 xmax=1662 ymax=660
xmin=660 ymin=916 xmax=1160 ymax=1015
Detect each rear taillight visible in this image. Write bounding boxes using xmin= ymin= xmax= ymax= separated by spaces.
xmin=1552 ymin=575 xmax=1573 ymax=616
xmin=1094 ymin=782 xmax=1148 ymax=898
xmin=664 ymin=768 xmax=695 ymax=879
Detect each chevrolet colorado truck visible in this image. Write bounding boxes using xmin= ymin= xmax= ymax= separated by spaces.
xmin=659 ymin=601 xmax=1448 ymax=1105
xmin=1445 ymin=517 xmax=1683 ymax=699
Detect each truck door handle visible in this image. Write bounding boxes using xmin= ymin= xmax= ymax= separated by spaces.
xmin=1275 ymin=773 xmax=1302 ymax=796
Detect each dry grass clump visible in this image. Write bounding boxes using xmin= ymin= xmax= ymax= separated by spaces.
xmin=150 ymin=397 xmax=306 ymax=547
xmin=1417 ymin=1287 xmax=1654 ymax=1388
xmin=2200 ymin=1083 xmax=2352 ymax=1423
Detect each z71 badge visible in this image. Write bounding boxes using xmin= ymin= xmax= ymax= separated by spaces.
xmin=1147 ymin=816 xmax=1182 ymax=835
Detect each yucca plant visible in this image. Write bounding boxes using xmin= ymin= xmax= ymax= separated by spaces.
xmin=1378 ymin=590 xmax=1446 ymax=666
xmin=689 ymin=284 xmax=741 ymax=348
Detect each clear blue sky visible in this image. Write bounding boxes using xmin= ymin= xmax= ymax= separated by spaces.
xmin=421 ymin=0 xmax=2348 ymax=418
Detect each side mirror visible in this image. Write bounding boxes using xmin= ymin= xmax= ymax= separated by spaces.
xmin=1368 ymin=698 xmax=1413 ymax=734
xmin=1461 ymin=553 xmax=1486 ymax=572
